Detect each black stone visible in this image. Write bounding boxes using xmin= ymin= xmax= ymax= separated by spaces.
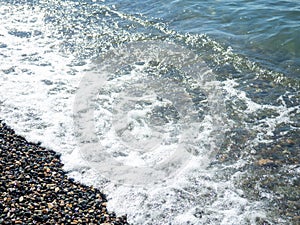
xmin=0 ymin=120 xmax=129 ymax=225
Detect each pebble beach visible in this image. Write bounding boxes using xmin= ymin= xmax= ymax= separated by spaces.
xmin=0 ymin=120 xmax=128 ymax=225
xmin=0 ymin=0 xmax=299 ymax=224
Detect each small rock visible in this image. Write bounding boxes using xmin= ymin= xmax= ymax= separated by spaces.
xmin=0 ymin=121 xmax=128 ymax=225
xmin=47 ymin=203 xmax=54 ymax=209
xmin=257 ymin=158 xmax=274 ymax=166
xmin=286 ymin=139 xmax=295 ymax=145
xmin=19 ymin=196 xmax=24 ymax=202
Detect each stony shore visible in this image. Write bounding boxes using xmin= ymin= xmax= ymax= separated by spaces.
xmin=0 ymin=120 xmax=129 ymax=225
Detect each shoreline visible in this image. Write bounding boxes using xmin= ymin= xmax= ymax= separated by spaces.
xmin=0 ymin=120 xmax=128 ymax=224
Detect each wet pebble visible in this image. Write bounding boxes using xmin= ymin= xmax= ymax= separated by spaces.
xmin=0 ymin=120 xmax=129 ymax=224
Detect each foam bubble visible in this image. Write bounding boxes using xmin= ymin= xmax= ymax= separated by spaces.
xmin=1 ymin=1 xmax=295 ymax=224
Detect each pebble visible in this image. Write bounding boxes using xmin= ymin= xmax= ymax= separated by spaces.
xmin=0 ymin=120 xmax=129 ymax=225
xmin=19 ymin=196 xmax=24 ymax=202
xmin=257 ymin=158 xmax=275 ymax=166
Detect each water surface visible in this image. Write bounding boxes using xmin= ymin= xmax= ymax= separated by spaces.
xmin=0 ymin=0 xmax=299 ymax=224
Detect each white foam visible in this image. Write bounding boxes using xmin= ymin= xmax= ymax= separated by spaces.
xmin=1 ymin=2 xmax=291 ymax=224
xmin=223 ymin=79 xmax=298 ymax=145
xmin=0 ymin=3 xmax=87 ymax=157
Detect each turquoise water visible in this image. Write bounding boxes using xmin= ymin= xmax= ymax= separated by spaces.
xmin=107 ymin=0 xmax=300 ymax=76
xmin=0 ymin=0 xmax=299 ymax=224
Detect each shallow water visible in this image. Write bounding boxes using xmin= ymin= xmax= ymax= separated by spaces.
xmin=0 ymin=0 xmax=299 ymax=224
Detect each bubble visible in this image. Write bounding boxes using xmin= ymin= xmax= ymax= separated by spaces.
xmin=73 ymin=40 xmax=225 ymax=186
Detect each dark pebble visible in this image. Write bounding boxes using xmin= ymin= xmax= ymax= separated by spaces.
xmin=0 ymin=120 xmax=129 ymax=224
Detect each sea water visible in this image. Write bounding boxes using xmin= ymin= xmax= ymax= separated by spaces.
xmin=0 ymin=0 xmax=299 ymax=224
